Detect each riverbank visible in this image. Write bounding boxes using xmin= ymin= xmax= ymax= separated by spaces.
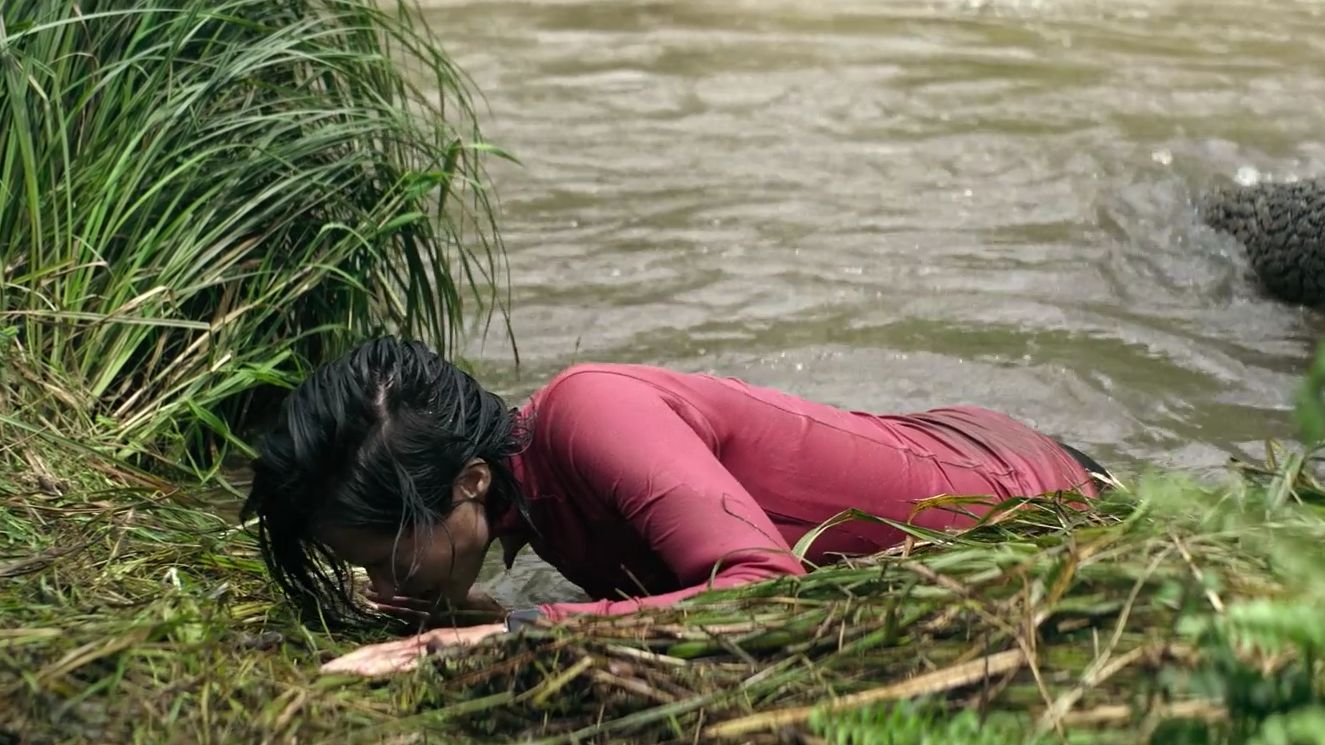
xmin=4 ymin=418 xmax=1323 ymax=744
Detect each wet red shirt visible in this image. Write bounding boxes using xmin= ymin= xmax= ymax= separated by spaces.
xmin=496 ymin=364 xmax=1097 ymax=621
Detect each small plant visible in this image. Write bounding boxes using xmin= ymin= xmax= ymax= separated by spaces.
xmin=1149 ymin=342 xmax=1325 ymax=745
xmin=809 ymin=698 xmax=1049 ymax=745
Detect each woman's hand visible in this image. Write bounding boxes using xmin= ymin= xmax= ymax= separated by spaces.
xmin=365 ymin=587 xmax=507 ymax=628
xmin=320 ymin=623 xmax=507 ymax=677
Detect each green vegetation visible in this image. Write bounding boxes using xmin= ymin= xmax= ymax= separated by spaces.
xmin=0 ymin=1 xmax=512 ymax=737
xmin=808 ymin=699 xmax=1053 ymax=745
xmin=1 ymin=0 xmax=509 ymax=471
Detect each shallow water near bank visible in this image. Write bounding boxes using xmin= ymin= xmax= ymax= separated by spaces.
xmin=412 ymin=0 xmax=1325 ymax=605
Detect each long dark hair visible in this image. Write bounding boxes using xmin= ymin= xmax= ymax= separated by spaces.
xmin=240 ymin=337 xmax=531 ymax=625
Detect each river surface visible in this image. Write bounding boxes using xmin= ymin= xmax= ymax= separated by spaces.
xmin=416 ymin=0 xmax=1325 ymax=605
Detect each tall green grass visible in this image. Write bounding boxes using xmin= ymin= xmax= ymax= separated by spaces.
xmin=0 ymin=0 xmax=510 ymax=470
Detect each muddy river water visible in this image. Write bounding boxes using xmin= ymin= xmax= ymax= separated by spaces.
xmin=414 ymin=0 xmax=1325 ymax=605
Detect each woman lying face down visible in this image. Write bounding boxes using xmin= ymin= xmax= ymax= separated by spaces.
xmin=242 ymin=337 xmax=1108 ymax=676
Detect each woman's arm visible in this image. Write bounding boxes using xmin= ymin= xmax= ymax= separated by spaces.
xmin=526 ymin=369 xmax=807 ymax=623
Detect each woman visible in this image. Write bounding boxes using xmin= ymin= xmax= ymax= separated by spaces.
xmin=242 ymin=337 xmax=1109 ymax=676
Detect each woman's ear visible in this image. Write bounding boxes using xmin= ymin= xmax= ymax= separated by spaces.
xmin=452 ymin=459 xmax=492 ymax=504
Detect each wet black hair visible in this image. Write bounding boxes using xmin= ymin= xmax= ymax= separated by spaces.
xmin=240 ymin=337 xmax=531 ymax=626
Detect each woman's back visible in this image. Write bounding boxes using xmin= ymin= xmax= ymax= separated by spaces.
xmin=503 ymin=363 xmax=1095 ymax=618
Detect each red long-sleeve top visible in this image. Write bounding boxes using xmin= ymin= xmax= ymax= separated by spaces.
xmin=494 ymin=364 xmax=1097 ymax=621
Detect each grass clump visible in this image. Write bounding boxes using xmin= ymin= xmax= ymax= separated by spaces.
xmin=0 ymin=442 xmax=430 ymax=744
xmin=0 ymin=0 xmax=510 ymax=469
xmin=0 ymin=3 xmax=515 ymax=737
xmin=808 ymin=698 xmax=1052 ymax=745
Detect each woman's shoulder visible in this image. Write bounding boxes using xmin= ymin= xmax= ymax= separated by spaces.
xmin=521 ymin=364 xmax=692 ymax=457
xmin=537 ymin=362 xmax=677 ymax=398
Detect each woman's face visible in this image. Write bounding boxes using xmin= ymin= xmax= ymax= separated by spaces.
xmin=317 ymin=461 xmax=493 ymax=608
